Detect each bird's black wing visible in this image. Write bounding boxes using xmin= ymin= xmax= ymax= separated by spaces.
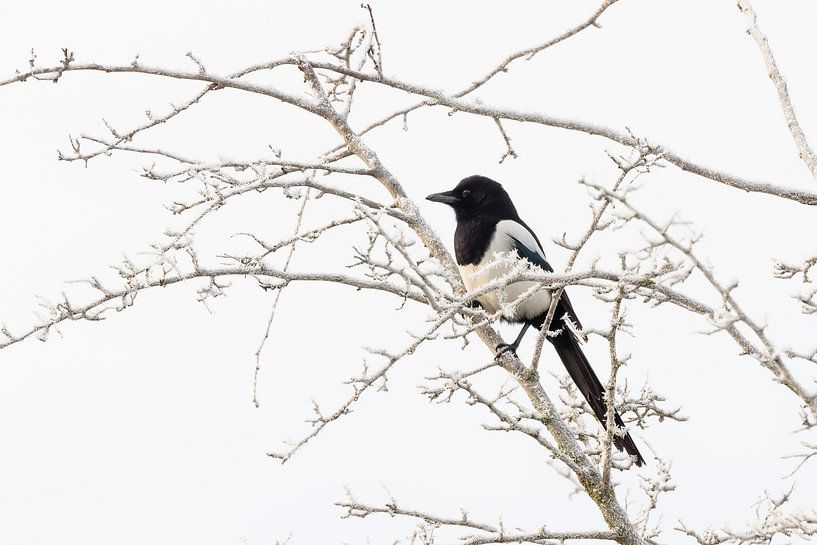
xmin=509 ymin=235 xmax=583 ymax=332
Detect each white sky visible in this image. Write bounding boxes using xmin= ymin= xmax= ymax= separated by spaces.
xmin=2 ymin=1 xmax=817 ymax=544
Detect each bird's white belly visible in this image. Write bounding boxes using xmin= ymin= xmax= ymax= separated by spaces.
xmin=460 ymin=256 xmax=551 ymax=322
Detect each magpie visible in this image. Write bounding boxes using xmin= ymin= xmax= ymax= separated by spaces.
xmin=427 ymin=175 xmax=644 ymax=466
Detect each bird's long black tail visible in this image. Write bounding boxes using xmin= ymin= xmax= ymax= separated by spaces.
xmin=547 ymin=325 xmax=645 ymax=466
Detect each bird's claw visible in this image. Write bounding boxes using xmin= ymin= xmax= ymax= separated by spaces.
xmin=495 ymin=343 xmax=517 ymax=360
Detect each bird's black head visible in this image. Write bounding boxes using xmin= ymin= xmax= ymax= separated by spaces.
xmin=426 ymin=175 xmax=519 ymax=222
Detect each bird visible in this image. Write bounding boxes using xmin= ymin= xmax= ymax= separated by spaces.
xmin=427 ymin=174 xmax=644 ymax=466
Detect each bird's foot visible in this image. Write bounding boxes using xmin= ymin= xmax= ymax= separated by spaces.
xmin=495 ymin=342 xmax=519 ymax=360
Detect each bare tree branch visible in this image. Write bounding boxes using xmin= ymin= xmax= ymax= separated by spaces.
xmin=678 ymin=487 xmax=817 ymax=545
xmin=737 ymin=0 xmax=817 ymax=183
xmin=0 ymin=262 xmax=427 ymax=351
xmin=251 ymin=189 xmax=312 ymax=408
xmin=337 ymin=492 xmax=617 ymax=544
xmin=584 ymin=182 xmax=817 ymax=420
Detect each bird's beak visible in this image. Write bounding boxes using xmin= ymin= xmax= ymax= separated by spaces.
xmin=425 ymin=190 xmax=459 ymax=205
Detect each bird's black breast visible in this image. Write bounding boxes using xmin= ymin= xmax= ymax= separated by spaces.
xmin=454 ymin=218 xmax=498 ymax=266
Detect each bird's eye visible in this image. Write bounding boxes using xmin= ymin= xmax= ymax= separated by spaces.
xmin=461 ymin=189 xmax=471 ymax=199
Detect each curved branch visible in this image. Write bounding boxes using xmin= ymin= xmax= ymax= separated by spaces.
xmin=0 ymin=266 xmax=426 ymax=351
xmin=1 ymin=61 xmax=324 ymax=115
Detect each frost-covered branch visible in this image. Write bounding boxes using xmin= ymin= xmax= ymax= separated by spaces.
xmin=268 ymin=306 xmax=459 ymax=463
xmin=774 ymin=253 xmax=817 ymax=318
xmin=0 ymin=258 xmax=426 ymax=351
xmin=600 ymin=289 xmax=629 ymax=492
xmin=678 ymin=487 xmax=817 ymax=545
xmin=337 ymin=490 xmax=616 ymax=544
xmin=251 ymin=188 xmax=313 ymax=408
xmin=584 ymin=181 xmax=817 ymax=421
xmin=737 ymin=0 xmax=817 ymax=184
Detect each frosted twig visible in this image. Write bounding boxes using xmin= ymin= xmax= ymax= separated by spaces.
xmin=267 ymin=308 xmax=459 ymax=463
xmin=251 ymin=189 xmax=311 ymax=408
xmin=493 ymin=118 xmax=517 ymax=163
xmin=636 ymin=455 xmax=675 ymax=539
xmin=600 ymin=289 xmax=628 ymax=491
xmin=678 ymin=487 xmax=816 ymax=545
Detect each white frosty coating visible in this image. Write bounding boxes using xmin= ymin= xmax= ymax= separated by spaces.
xmin=460 ymin=219 xmax=552 ymax=320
